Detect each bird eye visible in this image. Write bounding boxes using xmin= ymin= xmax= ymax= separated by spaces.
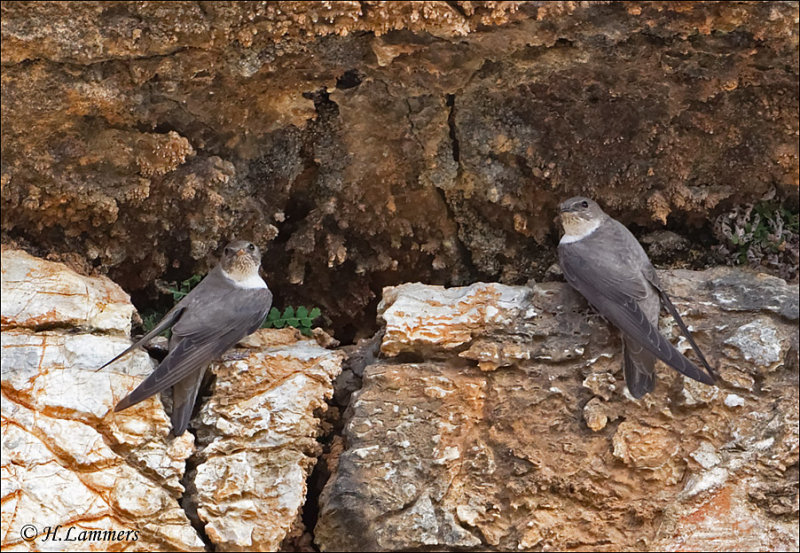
xmin=247 ymin=243 xmax=255 ymax=251
xmin=580 ymin=201 xmax=589 ymax=208
xmin=224 ymin=247 xmax=233 ymax=256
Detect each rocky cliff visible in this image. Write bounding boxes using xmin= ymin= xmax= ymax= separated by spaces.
xmin=1 ymin=249 xmax=343 ymax=551
xmin=2 ymin=249 xmax=797 ymax=551
xmin=317 ymin=273 xmax=798 ymax=550
xmin=1 ymin=2 xmax=798 ymax=551
xmin=2 ymin=1 xmax=797 ymax=336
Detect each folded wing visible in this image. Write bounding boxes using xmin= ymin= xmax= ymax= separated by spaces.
xmin=559 ymin=242 xmax=714 ymax=386
xmin=114 ymin=276 xmax=272 ymax=413
xmin=644 ymin=270 xmax=717 ymax=382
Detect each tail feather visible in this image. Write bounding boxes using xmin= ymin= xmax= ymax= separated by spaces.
xmin=623 ymin=337 xmax=656 ymax=399
xmin=169 ymin=369 xmax=206 ymax=436
xmin=647 ymin=275 xmax=717 ymax=382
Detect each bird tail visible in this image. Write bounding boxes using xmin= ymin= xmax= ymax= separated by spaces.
xmin=169 ymin=369 xmax=206 ymax=436
xmin=623 ymin=337 xmax=656 ymax=399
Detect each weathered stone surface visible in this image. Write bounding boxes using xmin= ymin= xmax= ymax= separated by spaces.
xmin=191 ymin=329 xmax=344 ymax=552
xmin=380 ymin=282 xmax=532 ymax=359
xmin=2 ymin=2 xmax=797 ymax=335
xmin=1 ymin=250 xmax=344 ymax=551
xmin=316 ymin=268 xmax=799 ymax=551
xmin=1 ymin=248 xmax=134 ymax=333
xmin=1 ymin=250 xmax=201 ymax=551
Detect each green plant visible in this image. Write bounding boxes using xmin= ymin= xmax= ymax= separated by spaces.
xmin=169 ymin=274 xmax=203 ymax=302
xmin=262 ymin=306 xmax=322 ymax=336
xmin=141 ymin=275 xmax=324 ymax=337
xmin=140 ymin=309 xmax=167 ymax=334
xmin=138 ymin=275 xmax=204 ymax=335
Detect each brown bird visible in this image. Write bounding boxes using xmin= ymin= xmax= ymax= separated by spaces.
xmin=98 ymin=240 xmax=272 ymax=435
xmin=557 ymin=197 xmax=716 ymax=398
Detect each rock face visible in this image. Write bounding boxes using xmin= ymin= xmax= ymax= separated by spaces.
xmin=191 ymin=330 xmax=344 ymax=551
xmin=316 ymin=269 xmax=799 ymax=551
xmin=2 ymin=2 xmax=797 ymax=333
xmin=1 ymin=249 xmax=202 ymax=551
xmin=1 ymin=249 xmax=343 ymax=551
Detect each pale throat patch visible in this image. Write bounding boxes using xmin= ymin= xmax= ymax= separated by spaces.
xmin=560 ymin=217 xmax=601 ymax=244
xmin=221 ymin=268 xmax=267 ymax=289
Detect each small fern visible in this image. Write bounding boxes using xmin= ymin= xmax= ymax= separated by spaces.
xmin=169 ymin=274 xmax=203 ymax=301
xmin=262 ymin=306 xmax=322 ymax=336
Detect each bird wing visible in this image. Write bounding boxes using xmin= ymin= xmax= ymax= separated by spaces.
xmin=559 ymin=232 xmax=714 ymax=386
xmin=114 ymin=273 xmax=272 ymax=412
xmin=96 ymin=267 xmax=233 ymax=372
xmin=171 ymin=270 xmax=272 ymax=343
xmin=95 ymin=303 xmax=185 ymax=372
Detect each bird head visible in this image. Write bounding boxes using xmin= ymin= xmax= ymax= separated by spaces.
xmin=558 ymin=196 xmax=606 ymax=236
xmin=220 ymin=240 xmax=261 ymax=278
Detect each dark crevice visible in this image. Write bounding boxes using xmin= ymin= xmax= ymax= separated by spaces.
xmin=178 ymin=373 xmax=219 ymax=551
xmin=336 ymin=69 xmax=363 ymax=90
xmin=179 ymin=453 xmax=213 ymax=551
xmin=299 ymin=434 xmax=331 ymax=551
xmin=298 ymin=401 xmax=352 ymax=550
xmin=446 ymin=93 xmax=460 ymax=163
xmin=438 ymin=93 xmax=483 ymax=284
xmin=445 ymin=1 xmax=469 ymax=20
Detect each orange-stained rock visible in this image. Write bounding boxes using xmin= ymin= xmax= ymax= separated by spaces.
xmin=1 ymin=250 xmax=202 ymax=551
xmin=1 ymin=249 xmax=134 ymax=333
xmin=316 ymin=268 xmax=799 ymax=551
xmin=191 ymin=328 xmax=344 ymax=552
xmin=1 ymin=251 xmax=344 ymax=551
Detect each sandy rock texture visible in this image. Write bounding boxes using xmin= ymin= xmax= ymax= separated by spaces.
xmin=316 ymin=269 xmax=799 ymax=551
xmin=2 ymin=2 xmax=797 ymax=334
xmin=1 ymin=249 xmax=343 ymax=551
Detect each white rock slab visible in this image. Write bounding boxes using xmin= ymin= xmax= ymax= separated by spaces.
xmin=378 ymin=282 xmax=531 ymax=356
xmin=1 ymin=249 xmax=133 ymax=334
xmin=194 ymin=329 xmax=344 ymax=551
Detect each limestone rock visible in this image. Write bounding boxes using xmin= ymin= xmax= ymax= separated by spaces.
xmin=379 ymin=282 xmax=532 ymax=359
xmin=316 ymin=268 xmax=799 ymax=551
xmin=191 ymin=329 xmax=344 ymax=552
xmin=1 ymin=248 xmax=134 ymax=333
xmin=1 ymin=2 xmax=797 ymax=333
xmin=1 ymin=249 xmax=202 ymax=551
xmin=1 ymin=250 xmax=344 ymax=551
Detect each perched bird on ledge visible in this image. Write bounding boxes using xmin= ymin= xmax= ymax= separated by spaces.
xmin=557 ymin=197 xmax=716 ymax=398
xmin=97 ymin=240 xmax=272 ymax=435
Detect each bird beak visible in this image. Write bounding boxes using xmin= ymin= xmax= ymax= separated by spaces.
xmin=236 ymin=249 xmax=245 ymax=257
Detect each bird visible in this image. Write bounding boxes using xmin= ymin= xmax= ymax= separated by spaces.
xmin=98 ymin=240 xmax=272 ymax=435
xmin=557 ymin=197 xmax=716 ymax=398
